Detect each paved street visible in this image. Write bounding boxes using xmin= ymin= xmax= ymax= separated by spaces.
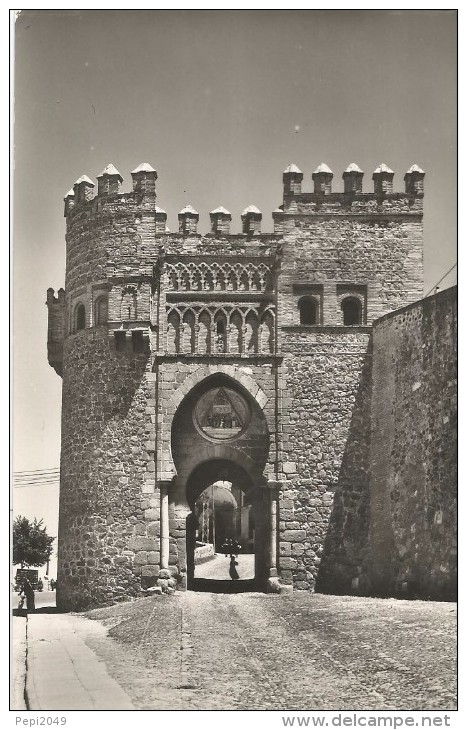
xmin=12 ymin=589 xmax=135 ymax=711
xmin=26 ymin=614 xmax=134 ymax=710
xmin=34 ymin=589 xmax=57 ymax=609
xmin=195 ymin=553 xmax=255 ymax=580
xmin=12 ymin=590 xmax=456 ymax=711
xmin=11 ymin=617 xmax=27 ymax=710
xmin=83 ymin=592 xmax=456 ymax=711
xmin=11 ymin=590 xmax=57 ymax=708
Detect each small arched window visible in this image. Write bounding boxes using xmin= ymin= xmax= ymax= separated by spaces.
xmin=341 ymin=297 xmax=362 ymax=326
xmin=75 ymin=303 xmax=86 ymax=331
xmin=94 ymin=296 xmax=108 ymax=326
xmin=299 ymin=297 xmax=318 ymax=325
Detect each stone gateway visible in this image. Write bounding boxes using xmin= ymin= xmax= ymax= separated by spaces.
xmin=46 ymin=161 xmax=457 ymax=610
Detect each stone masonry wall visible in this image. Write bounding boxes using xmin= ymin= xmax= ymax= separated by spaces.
xmin=279 ymin=199 xmax=424 ymax=330
xmin=279 ymin=330 xmax=372 ymax=592
xmin=367 ymin=286 xmax=457 ymax=600
xmin=64 ymin=193 xmax=159 ymax=335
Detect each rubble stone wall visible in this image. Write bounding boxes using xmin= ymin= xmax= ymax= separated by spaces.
xmin=279 ymin=330 xmax=372 ymax=592
xmin=367 ymin=286 xmax=457 ymax=599
xmin=57 ymin=328 xmax=157 ymax=610
xmin=279 ymin=199 xmax=424 ymax=331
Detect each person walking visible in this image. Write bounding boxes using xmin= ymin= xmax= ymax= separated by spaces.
xmin=229 ymin=555 xmax=239 ymax=580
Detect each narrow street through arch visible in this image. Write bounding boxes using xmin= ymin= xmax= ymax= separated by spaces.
xmin=185 ymin=459 xmax=263 ymax=592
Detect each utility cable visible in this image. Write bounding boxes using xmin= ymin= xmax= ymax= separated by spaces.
xmin=13 ymin=468 xmax=60 ymax=476
xmin=425 ymin=262 xmax=457 ymax=297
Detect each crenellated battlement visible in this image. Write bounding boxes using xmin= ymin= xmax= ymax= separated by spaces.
xmin=283 ymin=161 xmax=424 ymax=197
xmin=282 ymin=192 xmax=424 ymax=216
xmin=64 ymin=161 xmax=424 ymax=233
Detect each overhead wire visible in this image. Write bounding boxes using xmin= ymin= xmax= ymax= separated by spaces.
xmin=424 ymin=262 xmax=457 ymax=297
xmin=13 ymin=481 xmax=60 ymax=488
xmin=12 ymin=467 xmax=61 ymax=488
xmin=13 ymin=468 xmax=60 ymax=476
xmin=13 ymin=473 xmax=60 ymax=478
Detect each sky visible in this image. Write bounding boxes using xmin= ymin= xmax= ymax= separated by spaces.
xmin=12 ymin=9 xmax=457 ymax=577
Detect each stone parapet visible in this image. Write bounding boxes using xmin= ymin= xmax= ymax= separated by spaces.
xmin=283 ymin=193 xmax=423 ymax=216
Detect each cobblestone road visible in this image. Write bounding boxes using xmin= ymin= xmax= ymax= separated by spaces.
xmin=85 ymin=592 xmax=456 ymax=711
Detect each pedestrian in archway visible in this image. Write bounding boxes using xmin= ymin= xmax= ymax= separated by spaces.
xmin=229 ymin=555 xmax=239 ymax=580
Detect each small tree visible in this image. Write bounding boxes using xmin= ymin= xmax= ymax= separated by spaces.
xmin=13 ymin=516 xmax=54 ymax=569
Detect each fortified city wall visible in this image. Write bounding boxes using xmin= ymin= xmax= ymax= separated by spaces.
xmin=368 ymin=286 xmax=457 ymax=599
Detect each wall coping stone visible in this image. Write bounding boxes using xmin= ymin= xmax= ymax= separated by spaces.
xmin=373 ymin=286 xmax=456 ymax=327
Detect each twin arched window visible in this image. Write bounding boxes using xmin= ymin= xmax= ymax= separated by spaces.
xmin=297 ymin=293 xmax=364 ymax=326
xmin=74 ymin=295 xmax=109 ymax=333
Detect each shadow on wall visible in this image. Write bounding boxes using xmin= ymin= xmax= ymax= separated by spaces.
xmin=316 ymin=289 xmax=457 ymax=601
xmin=315 ymin=339 xmax=373 ymax=596
xmin=363 ymin=288 xmax=457 ymax=601
xmin=104 ymin=349 xmax=152 ymax=422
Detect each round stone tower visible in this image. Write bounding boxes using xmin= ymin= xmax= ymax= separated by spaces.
xmin=48 ymin=163 xmax=166 ymax=610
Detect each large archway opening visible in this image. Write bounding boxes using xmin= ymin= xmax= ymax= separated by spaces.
xmin=170 ymin=372 xmax=272 ymax=592
xmin=186 ymin=459 xmax=261 ymax=592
